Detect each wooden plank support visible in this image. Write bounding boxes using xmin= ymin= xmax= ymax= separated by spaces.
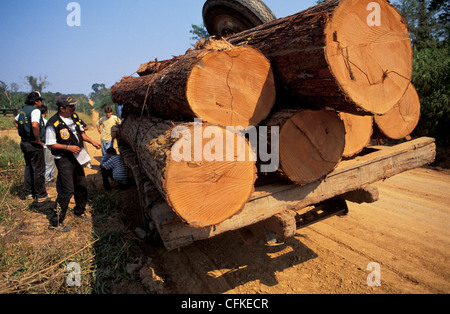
xmin=151 ymin=137 xmax=436 ymax=250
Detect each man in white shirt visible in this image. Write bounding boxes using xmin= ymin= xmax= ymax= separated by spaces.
xmin=45 ymin=95 xmax=101 ymax=232
xmin=14 ymin=91 xmax=51 ymax=202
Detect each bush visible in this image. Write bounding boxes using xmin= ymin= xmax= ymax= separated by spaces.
xmin=412 ymin=46 xmax=450 ymax=146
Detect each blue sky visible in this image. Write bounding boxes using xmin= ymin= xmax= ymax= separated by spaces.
xmin=0 ymin=0 xmax=318 ymax=96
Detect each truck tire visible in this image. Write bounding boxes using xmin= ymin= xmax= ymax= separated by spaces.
xmin=203 ymin=0 xmax=276 ymax=37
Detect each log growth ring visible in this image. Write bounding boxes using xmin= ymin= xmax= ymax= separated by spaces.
xmin=186 ymin=47 xmax=276 ymax=128
xmin=374 ymin=84 xmax=421 ymax=140
xmin=325 ymin=0 xmax=413 ymax=115
xmin=279 ymin=110 xmax=346 ymax=185
xmin=164 ymin=125 xmax=257 ymax=228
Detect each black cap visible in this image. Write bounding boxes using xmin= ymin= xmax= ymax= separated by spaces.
xmin=25 ymin=91 xmax=44 ymax=105
xmin=56 ymin=95 xmax=78 ymax=108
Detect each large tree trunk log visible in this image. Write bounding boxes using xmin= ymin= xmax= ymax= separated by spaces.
xmin=227 ymin=0 xmax=413 ymax=115
xmin=338 ymin=112 xmax=373 ymax=157
xmin=264 ymin=109 xmax=346 ymax=185
xmin=373 ymin=84 xmax=421 ymax=140
xmin=118 ymin=114 xmax=257 ymax=228
xmin=111 ymin=42 xmax=276 ymax=128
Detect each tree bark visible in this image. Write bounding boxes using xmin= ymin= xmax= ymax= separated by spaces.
xmin=264 ymin=109 xmax=346 ymax=185
xmin=227 ymin=0 xmax=413 ymax=115
xmin=136 ymin=56 xmax=183 ymax=77
xmin=373 ymin=84 xmax=421 ymax=140
xmin=111 ymin=42 xmax=276 ymax=128
xmin=118 ymin=114 xmax=257 ymax=228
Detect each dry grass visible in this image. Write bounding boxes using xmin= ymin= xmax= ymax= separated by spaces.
xmin=0 ymin=134 xmax=137 ymax=294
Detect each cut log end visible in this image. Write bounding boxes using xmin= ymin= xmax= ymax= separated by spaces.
xmin=374 ymin=84 xmax=421 ymax=140
xmin=338 ymin=112 xmax=373 ymax=157
xmin=186 ymin=47 xmax=276 ymax=128
xmin=279 ymin=109 xmax=346 ymax=185
xmin=164 ymin=125 xmax=257 ymax=228
xmin=325 ymin=0 xmax=412 ymax=114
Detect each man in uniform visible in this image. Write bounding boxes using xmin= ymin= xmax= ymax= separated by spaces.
xmin=14 ymin=91 xmax=51 ymax=202
xmin=45 ymin=95 xmax=102 ymax=232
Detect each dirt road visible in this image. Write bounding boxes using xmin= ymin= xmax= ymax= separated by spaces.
xmin=2 ymin=127 xmax=449 ymax=294
xmin=148 ymin=167 xmax=450 ymax=294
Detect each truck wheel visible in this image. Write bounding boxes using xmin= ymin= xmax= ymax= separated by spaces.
xmin=202 ymin=0 xmax=276 ymax=37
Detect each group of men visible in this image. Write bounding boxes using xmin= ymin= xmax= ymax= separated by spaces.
xmin=15 ymin=91 xmax=129 ymax=232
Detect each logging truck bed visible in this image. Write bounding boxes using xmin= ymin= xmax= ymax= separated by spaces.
xmin=151 ymin=137 xmax=436 ymax=251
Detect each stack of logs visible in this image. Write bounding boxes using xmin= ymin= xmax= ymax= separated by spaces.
xmin=111 ymin=0 xmax=420 ymax=229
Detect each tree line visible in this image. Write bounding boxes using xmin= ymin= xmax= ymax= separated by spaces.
xmin=395 ymin=0 xmax=449 ymax=146
xmin=0 ymin=76 xmax=115 ymax=116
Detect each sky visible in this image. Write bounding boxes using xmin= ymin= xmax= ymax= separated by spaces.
xmin=0 ymin=0 xmax=318 ymax=96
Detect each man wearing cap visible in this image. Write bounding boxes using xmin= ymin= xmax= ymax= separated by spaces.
xmin=45 ymin=95 xmax=102 ymax=232
xmin=14 ymin=91 xmax=51 ymax=202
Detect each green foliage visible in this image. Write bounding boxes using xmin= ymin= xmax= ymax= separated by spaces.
xmin=88 ymin=191 xmax=133 ymax=294
xmin=0 ymin=136 xmax=24 ymax=171
xmin=393 ymin=0 xmax=449 ymax=145
xmin=24 ymin=75 xmax=50 ymax=93
xmin=429 ymin=0 xmax=450 ymax=42
xmin=37 ymin=92 xmax=91 ymax=116
xmin=0 ymin=81 xmax=23 ymax=110
xmin=190 ymin=23 xmax=209 ymax=46
xmin=0 ymin=83 xmax=114 ymax=117
xmin=393 ymin=0 xmax=442 ymax=49
xmin=0 ymin=136 xmax=24 ymax=228
xmin=412 ymin=46 xmax=450 ymax=145
xmin=0 ymin=116 xmax=15 ymax=130
xmin=89 ymin=83 xmax=115 ymax=114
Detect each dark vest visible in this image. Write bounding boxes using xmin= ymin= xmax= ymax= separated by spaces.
xmin=47 ymin=113 xmax=84 ymax=157
xmin=17 ymin=105 xmax=45 ymax=142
